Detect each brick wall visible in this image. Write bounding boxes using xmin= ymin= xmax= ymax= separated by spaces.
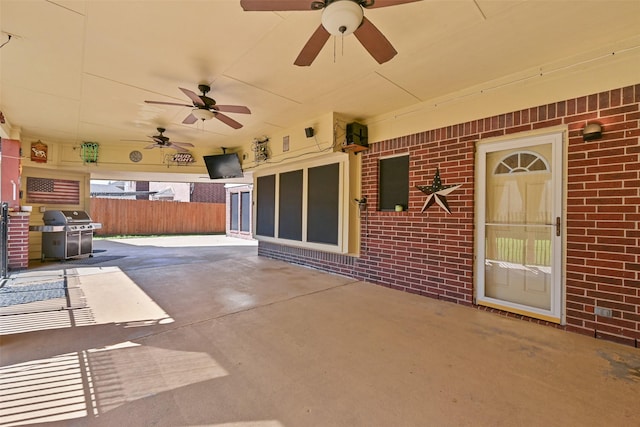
xmin=135 ymin=181 xmax=149 ymax=200
xmin=259 ymin=84 xmax=640 ymax=347
xmin=8 ymin=213 xmax=30 ymax=270
xmin=565 ymin=86 xmax=640 ymax=345
xmin=191 ymin=182 xmax=226 ymax=203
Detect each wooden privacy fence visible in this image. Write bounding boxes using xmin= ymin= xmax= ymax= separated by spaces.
xmin=90 ymin=198 xmax=226 ymax=236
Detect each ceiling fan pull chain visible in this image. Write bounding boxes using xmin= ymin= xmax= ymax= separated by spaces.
xmin=333 ymin=35 xmax=336 ymax=63
xmin=332 ymin=34 xmax=345 ymax=63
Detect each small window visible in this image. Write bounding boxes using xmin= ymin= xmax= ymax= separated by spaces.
xmin=379 ymin=154 xmax=409 ymax=211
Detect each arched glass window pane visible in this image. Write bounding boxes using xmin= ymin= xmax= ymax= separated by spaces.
xmin=494 ymin=151 xmax=550 ymax=175
xmin=529 ymin=158 xmax=547 ymax=171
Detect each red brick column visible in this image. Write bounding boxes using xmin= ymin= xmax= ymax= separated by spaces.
xmin=7 ymin=212 xmax=30 ymax=270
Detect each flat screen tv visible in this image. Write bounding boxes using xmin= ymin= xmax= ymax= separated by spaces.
xmin=203 ymin=153 xmax=244 ymax=179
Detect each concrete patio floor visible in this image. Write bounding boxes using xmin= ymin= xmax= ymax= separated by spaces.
xmin=1 ymin=235 xmax=639 ymax=426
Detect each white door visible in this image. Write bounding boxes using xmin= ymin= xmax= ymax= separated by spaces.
xmin=476 ymin=132 xmax=564 ymax=323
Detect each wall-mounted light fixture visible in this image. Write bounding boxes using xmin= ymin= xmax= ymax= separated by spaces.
xmin=582 ymin=122 xmax=603 ymax=141
xmin=305 ymin=127 xmax=315 ymax=138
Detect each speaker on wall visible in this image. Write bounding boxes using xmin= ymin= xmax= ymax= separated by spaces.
xmin=346 ymin=122 xmax=368 ymax=147
xmin=305 ymin=127 xmax=314 ymax=138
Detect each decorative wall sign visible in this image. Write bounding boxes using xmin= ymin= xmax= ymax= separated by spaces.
xmin=129 ymin=150 xmax=143 ymax=162
xmin=253 ymin=137 xmax=269 ymax=164
xmin=416 ymin=168 xmax=462 ymax=214
xmin=172 ymin=152 xmax=195 ymax=163
xmin=30 ymin=140 xmax=48 ymax=163
xmin=163 ymin=151 xmax=195 ymax=167
xmin=26 ymin=177 xmax=80 ymax=204
xmin=80 ymin=142 xmax=99 ymax=163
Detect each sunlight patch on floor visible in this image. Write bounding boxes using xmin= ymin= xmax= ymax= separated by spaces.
xmin=75 ymin=266 xmax=174 ymax=326
xmin=0 ymin=266 xmax=172 ymax=335
xmin=206 ymin=422 xmax=285 ymax=427
xmin=106 ymin=235 xmax=257 ymax=248
xmin=0 ymin=352 xmax=89 ymax=426
xmin=0 ymin=341 xmax=228 ymax=426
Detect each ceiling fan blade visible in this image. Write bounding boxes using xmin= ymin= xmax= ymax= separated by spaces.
xmin=363 ymin=0 xmax=421 ymax=9
xmin=353 ymin=17 xmax=397 ymax=64
xmin=144 ymin=144 xmax=157 ymax=150
xmin=214 ymin=105 xmax=251 ymax=114
xmin=214 ymin=113 xmax=243 ymax=129
xmin=169 ymin=143 xmax=189 ymax=153
xmin=144 ymin=100 xmax=192 ymax=107
xmin=294 ymin=24 xmax=331 ymax=66
xmin=179 ymin=87 xmax=205 ymax=107
xmin=170 ymin=141 xmax=195 ymax=148
xmin=240 ymin=0 xmax=318 ymax=11
xmin=182 ymin=113 xmax=198 ymax=124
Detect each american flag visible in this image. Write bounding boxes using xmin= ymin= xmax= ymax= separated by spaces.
xmin=26 ymin=177 xmax=80 ymax=204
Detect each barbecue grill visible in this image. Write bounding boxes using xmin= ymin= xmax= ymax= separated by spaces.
xmin=30 ymin=210 xmax=102 ymax=261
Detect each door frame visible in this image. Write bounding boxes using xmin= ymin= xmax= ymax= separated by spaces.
xmin=474 ymin=130 xmax=567 ymax=324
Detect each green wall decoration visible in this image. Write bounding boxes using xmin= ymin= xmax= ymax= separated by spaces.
xmin=80 ymin=142 xmax=99 ymax=163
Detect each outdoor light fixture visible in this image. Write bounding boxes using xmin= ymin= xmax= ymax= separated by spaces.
xmin=191 ymin=108 xmax=215 ymax=121
xmin=321 ymin=0 xmax=363 ymax=35
xmin=582 ymin=122 xmax=603 ymax=141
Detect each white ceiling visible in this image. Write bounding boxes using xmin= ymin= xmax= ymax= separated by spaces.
xmin=1 ymin=0 xmax=639 ymax=158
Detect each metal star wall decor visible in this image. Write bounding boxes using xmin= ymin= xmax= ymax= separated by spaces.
xmin=416 ymin=168 xmax=462 ymax=214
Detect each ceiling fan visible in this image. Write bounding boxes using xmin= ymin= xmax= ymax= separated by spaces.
xmin=125 ymin=127 xmax=195 ymax=152
xmin=145 ymin=84 xmax=251 ymax=129
xmin=240 ymin=0 xmax=421 ymax=66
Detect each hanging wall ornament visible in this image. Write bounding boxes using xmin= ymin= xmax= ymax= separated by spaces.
xmin=30 ymin=140 xmax=48 ymax=163
xmin=416 ymin=168 xmax=462 ymax=214
xmin=80 ymin=142 xmax=99 ymax=163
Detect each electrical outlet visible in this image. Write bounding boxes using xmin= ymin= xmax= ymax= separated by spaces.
xmin=594 ymin=306 xmax=613 ymax=317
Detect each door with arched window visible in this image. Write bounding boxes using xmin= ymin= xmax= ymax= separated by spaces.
xmin=475 ymin=132 xmax=564 ymax=323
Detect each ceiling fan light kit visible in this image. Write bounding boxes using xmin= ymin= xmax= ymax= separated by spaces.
xmin=241 ymin=0 xmax=420 ymax=66
xmin=123 ymin=127 xmax=195 ymax=153
xmin=136 ymin=1 xmax=415 ymax=140
xmin=191 ymin=108 xmax=215 ymax=121
xmin=145 ymin=84 xmax=250 ymax=129
xmin=321 ymin=0 xmax=363 ymax=35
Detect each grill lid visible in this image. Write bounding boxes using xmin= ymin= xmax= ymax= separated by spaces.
xmin=43 ymin=210 xmax=92 ymax=225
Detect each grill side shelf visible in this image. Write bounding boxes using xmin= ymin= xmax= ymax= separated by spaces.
xmin=29 ymin=225 xmax=66 ymax=232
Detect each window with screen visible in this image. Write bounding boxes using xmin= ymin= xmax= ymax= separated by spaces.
xmin=240 ymin=191 xmax=251 ymax=232
xmin=307 ymin=163 xmax=339 ymax=245
xmin=253 ymin=153 xmax=347 ymax=252
xmin=256 ymin=174 xmax=276 ymax=237
xmin=278 ymin=170 xmax=303 ymax=241
xmin=379 ymin=154 xmax=409 ymax=210
xmin=230 ymin=193 xmax=239 ymax=231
